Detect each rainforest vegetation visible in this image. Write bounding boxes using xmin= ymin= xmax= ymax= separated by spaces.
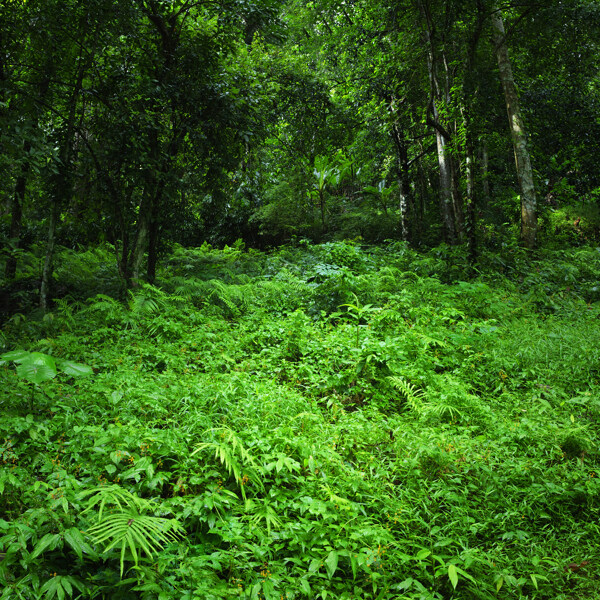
xmin=1 ymin=1 xmax=600 ymax=599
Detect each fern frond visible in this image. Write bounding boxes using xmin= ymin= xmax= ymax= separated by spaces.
xmin=192 ymin=427 xmax=260 ymax=491
xmin=80 ymin=485 xmax=184 ymax=577
xmin=79 ymin=485 xmax=149 ymax=519
xmin=388 ymin=376 xmax=426 ymax=413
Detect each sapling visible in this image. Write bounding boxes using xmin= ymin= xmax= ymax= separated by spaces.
xmin=0 ymin=350 xmax=92 ymax=412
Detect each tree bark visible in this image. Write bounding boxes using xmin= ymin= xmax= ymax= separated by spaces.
xmin=480 ymin=138 xmax=491 ymax=208
xmin=465 ymin=126 xmax=477 ymax=267
xmin=4 ymin=141 xmax=30 ymax=280
xmin=39 ymin=200 xmax=58 ymax=312
xmin=431 ymin=99 xmax=456 ymax=244
xmin=39 ymin=55 xmax=85 ymax=310
xmin=130 ymin=190 xmax=152 ymax=287
xmin=391 ymin=122 xmax=413 ymax=242
xmin=420 ymin=1 xmax=457 ymax=244
xmin=491 ymin=6 xmax=537 ymax=248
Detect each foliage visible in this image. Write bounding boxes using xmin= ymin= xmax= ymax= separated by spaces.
xmin=2 ymin=242 xmax=600 ymax=599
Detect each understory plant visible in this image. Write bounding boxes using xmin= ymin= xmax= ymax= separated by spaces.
xmin=1 ymin=242 xmax=599 ymax=599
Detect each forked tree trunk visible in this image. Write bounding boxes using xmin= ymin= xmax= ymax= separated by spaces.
xmin=491 ymin=6 xmax=537 ymax=248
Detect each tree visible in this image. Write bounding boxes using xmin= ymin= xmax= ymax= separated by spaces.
xmin=490 ymin=3 xmax=537 ymax=248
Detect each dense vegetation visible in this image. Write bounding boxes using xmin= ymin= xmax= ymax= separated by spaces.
xmin=1 ymin=242 xmax=600 ymax=599
xmin=2 ymin=0 xmax=600 ymax=599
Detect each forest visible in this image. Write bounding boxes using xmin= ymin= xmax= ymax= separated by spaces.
xmin=1 ymin=0 xmax=600 ymax=598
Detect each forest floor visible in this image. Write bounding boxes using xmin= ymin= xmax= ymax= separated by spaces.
xmin=1 ymin=240 xmax=600 ymax=599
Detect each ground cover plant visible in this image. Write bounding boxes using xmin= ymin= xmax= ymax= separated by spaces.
xmin=1 ymin=241 xmax=600 ymax=600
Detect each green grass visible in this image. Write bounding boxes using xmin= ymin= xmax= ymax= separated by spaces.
xmin=1 ymin=241 xmax=600 ymax=599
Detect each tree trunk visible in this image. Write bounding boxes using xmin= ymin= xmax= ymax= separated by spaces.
xmin=465 ymin=128 xmax=477 ymax=267
xmin=391 ymin=122 xmax=413 ymax=242
xmin=39 ymin=51 xmax=85 ymax=309
xmin=491 ymin=6 xmax=537 ymax=248
xmin=421 ymin=2 xmax=457 ymax=245
xmin=130 ymin=191 xmax=152 ymax=287
xmin=480 ymin=138 xmax=491 ymax=208
xmin=4 ymin=141 xmax=30 ymax=280
xmin=39 ymin=200 xmax=58 ymax=312
xmin=146 ymin=216 xmax=160 ymax=284
xmin=450 ymin=154 xmax=465 ymax=241
xmin=432 ymin=102 xmax=457 ymax=244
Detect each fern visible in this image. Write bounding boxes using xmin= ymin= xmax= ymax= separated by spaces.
xmin=79 ymin=485 xmax=184 ymax=577
xmin=83 ymin=294 xmax=124 ymax=323
xmin=128 ymin=284 xmax=169 ymax=315
xmin=388 ymin=376 xmax=426 ymax=413
xmin=192 ymin=427 xmax=261 ymax=495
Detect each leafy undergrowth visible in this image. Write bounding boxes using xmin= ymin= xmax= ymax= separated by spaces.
xmin=1 ymin=241 xmax=600 ymax=600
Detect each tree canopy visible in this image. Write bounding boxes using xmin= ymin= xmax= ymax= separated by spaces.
xmin=2 ymin=0 xmax=600 ymax=298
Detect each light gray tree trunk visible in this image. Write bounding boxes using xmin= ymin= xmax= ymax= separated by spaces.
xmin=420 ymin=1 xmax=457 ymax=244
xmin=431 ymin=99 xmax=456 ymax=243
xmin=391 ymin=121 xmax=412 ymax=241
xmin=491 ymin=6 xmax=537 ymax=248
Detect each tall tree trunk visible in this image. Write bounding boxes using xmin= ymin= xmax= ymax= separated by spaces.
xmin=421 ymin=2 xmax=457 ymax=244
xmin=432 ymin=100 xmax=456 ymax=244
xmin=391 ymin=122 xmax=413 ymax=242
xmin=39 ymin=59 xmax=85 ymax=310
xmin=147 ymin=218 xmax=160 ymax=284
xmin=450 ymin=154 xmax=465 ymax=241
xmin=130 ymin=190 xmax=152 ymax=287
xmin=465 ymin=126 xmax=477 ymax=268
xmin=491 ymin=6 xmax=537 ymax=248
xmin=480 ymin=138 xmax=491 ymax=208
xmin=5 ymin=141 xmax=30 ymax=280
xmin=39 ymin=200 xmax=58 ymax=312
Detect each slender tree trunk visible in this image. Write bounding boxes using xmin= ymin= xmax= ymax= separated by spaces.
xmin=432 ymin=101 xmax=456 ymax=244
xmin=450 ymin=154 xmax=465 ymax=241
xmin=39 ymin=200 xmax=58 ymax=312
xmin=5 ymin=141 xmax=30 ymax=280
xmin=147 ymin=220 xmax=159 ymax=285
xmin=491 ymin=6 xmax=537 ymax=248
xmin=319 ymin=189 xmax=327 ymax=233
xmin=39 ymin=45 xmax=86 ymax=309
xmin=421 ymin=2 xmax=457 ymax=244
xmin=391 ymin=122 xmax=413 ymax=242
xmin=480 ymin=139 xmax=491 ymax=208
xmin=130 ymin=190 xmax=152 ymax=287
xmin=465 ymin=128 xmax=477 ymax=267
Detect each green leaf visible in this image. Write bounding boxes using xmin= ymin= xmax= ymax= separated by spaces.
xmin=30 ymin=533 xmax=61 ymax=561
xmin=58 ymin=360 xmax=93 ymax=378
xmin=16 ymin=353 xmax=57 ymax=385
xmin=63 ymin=528 xmax=86 ymax=560
xmin=40 ymin=576 xmax=59 ymax=600
xmin=448 ymin=564 xmax=458 ymax=589
xmin=0 ymin=350 xmax=30 ymax=364
xmin=300 ymin=578 xmax=311 ymax=595
xmin=415 ymin=549 xmax=431 ymax=561
xmin=325 ymin=550 xmax=338 ymax=579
